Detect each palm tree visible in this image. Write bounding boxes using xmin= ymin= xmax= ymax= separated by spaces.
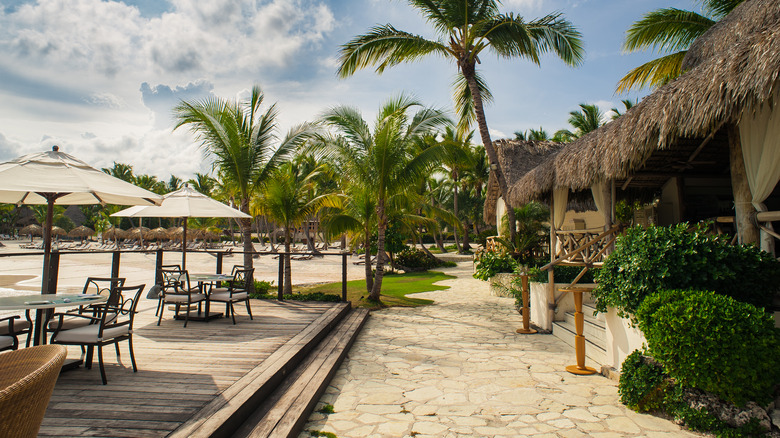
xmin=167 ymin=175 xmax=183 ymax=192
xmin=102 ymin=162 xmax=134 ymax=183
xmin=554 ymin=103 xmax=606 ymax=141
xmin=254 ymin=161 xmax=334 ymax=294
xmin=317 ymin=94 xmax=450 ymax=301
xmin=611 ymin=99 xmax=637 ymax=120
xmin=616 ymin=0 xmax=743 ymax=93
xmin=337 ymin=0 xmax=584 ymax=246
xmin=188 ymin=173 xmax=218 ymax=197
xmin=174 ymin=85 xmax=312 ymax=282
xmin=440 ymin=127 xmax=474 ymax=253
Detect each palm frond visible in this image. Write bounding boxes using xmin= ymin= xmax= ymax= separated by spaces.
xmin=624 ymin=8 xmax=714 ymax=53
xmin=615 ymin=51 xmax=686 ymax=93
xmin=452 ymin=70 xmax=493 ymax=136
xmin=338 ymin=24 xmax=449 ymax=77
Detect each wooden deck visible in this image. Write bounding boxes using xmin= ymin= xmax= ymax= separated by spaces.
xmin=39 ymin=297 xmax=350 ymax=437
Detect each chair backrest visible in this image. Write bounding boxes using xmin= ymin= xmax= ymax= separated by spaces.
xmin=230 ymin=265 xmax=245 ymax=276
xmin=99 ymin=285 xmax=145 ymax=336
xmin=160 ymin=269 xmax=190 ymax=295
xmin=82 ymin=277 xmax=126 ymax=307
xmin=231 ymin=268 xmax=255 ymax=292
xmin=0 ymin=345 xmax=67 ymax=438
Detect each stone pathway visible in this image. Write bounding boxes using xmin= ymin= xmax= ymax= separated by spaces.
xmin=301 ymin=263 xmax=700 ymax=438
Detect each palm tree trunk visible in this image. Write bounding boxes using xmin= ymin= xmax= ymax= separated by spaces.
xmin=453 ymin=182 xmax=462 ymax=253
xmin=364 ymin=226 xmax=373 ymax=293
xmin=461 ymin=220 xmax=471 ymax=252
xmin=369 ymin=200 xmax=386 ymax=301
xmin=284 ymin=227 xmax=293 ymax=295
xmin=436 ymin=227 xmax=447 ymax=252
xmin=240 ymin=198 xmax=254 ymax=292
xmin=462 ymin=64 xmax=518 ymax=246
xmin=418 ymin=235 xmax=435 ymax=258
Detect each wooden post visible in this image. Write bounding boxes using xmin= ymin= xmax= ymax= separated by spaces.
xmin=547 ymin=194 xmax=557 ymax=331
xmin=728 ymin=124 xmax=759 ymax=244
xmin=516 ymin=274 xmax=536 ymax=334
xmin=342 ymin=253 xmax=348 ymax=303
xmin=155 ymin=249 xmax=163 ymax=286
xmin=111 ymin=250 xmax=120 ymax=279
xmin=562 ymin=287 xmax=598 ymax=375
xmin=277 ymin=254 xmax=284 ymax=300
xmin=47 ymin=251 xmax=60 ymax=295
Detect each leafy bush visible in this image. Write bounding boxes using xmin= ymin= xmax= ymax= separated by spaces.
xmin=253 ymin=291 xmax=342 ymax=302
xmin=473 ymin=251 xmax=517 ymax=280
xmin=636 ymin=289 xmax=780 ymax=406
xmin=593 ymin=223 xmax=780 ymax=316
xmin=618 ymin=351 xmax=669 ymax=412
xmin=253 ymin=279 xmax=273 ymax=295
xmin=528 ymin=265 xmax=599 ymax=284
xmin=394 ymin=247 xmax=440 ymax=271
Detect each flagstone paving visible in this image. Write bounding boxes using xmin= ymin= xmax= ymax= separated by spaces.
xmin=300 ymin=262 xmax=701 ymax=438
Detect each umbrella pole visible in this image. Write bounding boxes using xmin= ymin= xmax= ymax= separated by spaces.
xmin=41 ymin=196 xmax=55 ymax=295
xmin=182 ymin=220 xmax=187 ymax=270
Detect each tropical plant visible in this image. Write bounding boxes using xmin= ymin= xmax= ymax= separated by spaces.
xmin=188 ymin=172 xmax=218 ymax=197
xmin=554 ymin=103 xmax=606 ymax=142
xmin=616 ymin=0 xmax=744 ymax=93
xmin=101 ymin=162 xmax=134 ymax=182
xmin=611 ymin=99 xmax=637 ymax=120
xmin=316 ymin=94 xmax=451 ymax=301
xmin=254 ymin=160 xmax=335 ymax=294
xmin=337 ymin=0 xmax=584 ymax=246
xmin=174 ymin=85 xmax=312 ymax=285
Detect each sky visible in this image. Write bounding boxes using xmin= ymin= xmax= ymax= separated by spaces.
xmin=0 ymin=0 xmax=696 ymax=181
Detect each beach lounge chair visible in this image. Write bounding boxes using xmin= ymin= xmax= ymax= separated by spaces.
xmin=51 ymin=284 xmax=145 ymax=385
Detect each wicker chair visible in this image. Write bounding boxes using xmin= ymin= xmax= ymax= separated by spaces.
xmin=0 ymin=344 xmax=67 ymax=438
xmin=209 ymin=267 xmax=255 ymax=324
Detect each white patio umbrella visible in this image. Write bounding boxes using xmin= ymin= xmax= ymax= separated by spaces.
xmin=0 ymin=146 xmax=162 ymax=297
xmin=113 ymin=184 xmax=250 ymax=269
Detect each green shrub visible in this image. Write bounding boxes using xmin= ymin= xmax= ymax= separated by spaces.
xmin=473 ymin=251 xmax=517 ymax=280
xmin=395 ymin=247 xmax=439 ymax=270
xmin=528 ymin=265 xmax=599 ymax=284
xmin=618 ymin=351 xmax=669 ymax=412
xmin=253 ymin=291 xmax=342 ymax=302
xmin=636 ymin=289 xmax=780 ymax=406
xmin=593 ymin=223 xmax=780 ymax=316
xmin=252 ymin=280 xmax=273 ymax=295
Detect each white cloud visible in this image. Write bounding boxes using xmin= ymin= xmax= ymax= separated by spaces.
xmin=501 ymin=0 xmax=543 ymax=12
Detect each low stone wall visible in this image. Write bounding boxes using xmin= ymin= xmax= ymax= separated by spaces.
xmin=604 ymin=308 xmax=647 ymax=370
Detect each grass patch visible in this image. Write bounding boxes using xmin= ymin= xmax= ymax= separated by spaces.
xmin=299 ymin=271 xmax=455 ymax=310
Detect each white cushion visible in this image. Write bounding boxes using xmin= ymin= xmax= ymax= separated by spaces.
xmin=0 ymin=336 xmax=14 ymax=349
xmin=210 ymin=291 xmax=248 ymax=302
xmin=0 ymin=319 xmax=30 ymax=335
xmin=53 ymin=324 xmax=129 ymax=344
xmin=164 ymin=293 xmax=206 ymax=303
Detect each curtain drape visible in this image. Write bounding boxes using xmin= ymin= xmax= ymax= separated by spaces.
xmin=592 ymin=181 xmax=608 ymax=215
xmin=740 ymin=91 xmax=780 ymax=210
xmin=553 ymin=188 xmax=568 ymax=229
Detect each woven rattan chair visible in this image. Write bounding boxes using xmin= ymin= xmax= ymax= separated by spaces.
xmin=209 ymin=267 xmax=255 ymax=325
xmin=0 ymin=344 xmax=67 ymax=438
xmin=50 ymin=285 xmax=145 ymax=385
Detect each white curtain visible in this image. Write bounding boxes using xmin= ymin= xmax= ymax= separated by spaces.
xmin=553 ymin=188 xmax=568 ymax=229
xmin=740 ymin=91 xmax=780 ymax=210
xmin=740 ymin=90 xmax=780 ymax=253
xmin=591 ymin=181 xmax=608 ymax=216
xmin=496 ymin=198 xmax=506 ymax=236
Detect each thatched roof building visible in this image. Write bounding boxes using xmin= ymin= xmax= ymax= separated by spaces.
xmin=483 ymin=139 xmax=563 ymax=225
xmin=508 ymin=0 xmax=780 ymax=208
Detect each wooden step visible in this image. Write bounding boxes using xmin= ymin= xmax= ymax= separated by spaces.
xmin=168 ymin=302 xmax=352 ymax=438
xmin=234 ymin=308 xmax=370 ymax=438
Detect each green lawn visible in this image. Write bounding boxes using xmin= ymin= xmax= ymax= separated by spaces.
xmin=299 ymin=270 xmax=456 ymax=310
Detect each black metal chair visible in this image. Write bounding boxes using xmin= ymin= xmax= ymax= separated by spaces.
xmin=154 ymin=265 xmax=182 ymax=316
xmin=0 ymin=317 xmax=20 ymax=352
xmin=50 ymin=284 xmax=145 ymax=385
xmin=157 ymin=270 xmax=206 ymax=328
xmin=0 ymin=314 xmax=30 ymax=349
xmin=209 ymin=267 xmax=255 ymax=324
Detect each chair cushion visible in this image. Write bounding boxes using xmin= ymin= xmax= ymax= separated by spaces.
xmin=47 ymin=316 xmax=91 ymax=331
xmin=0 ymin=319 xmax=30 ymax=335
xmin=164 ymin=294 xmax=206 ymax=303
xmin=0 ymin=336 xmax=14 ymax=349
xmin=53 ymin=325 xmax=129 ymax=344
xmin=210 ymin=291 xmax=248 ymax=302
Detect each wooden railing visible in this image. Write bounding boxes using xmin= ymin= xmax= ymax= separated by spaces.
xmin=541 ymin=225 xmax=623 ymax=292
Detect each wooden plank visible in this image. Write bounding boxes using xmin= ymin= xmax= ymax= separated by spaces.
xmin=246 ymin=308 xmax=369 ymax=438
xmin=40 ymin=298 xmax=346 ymax=438
xmin=168 ymin=303 xmax=350 ymax=438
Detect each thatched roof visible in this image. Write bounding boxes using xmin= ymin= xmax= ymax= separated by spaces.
xmin=508 ymin=0 xmax=780 ymax=206
xmin=483 ymin=139 xmax=563 ymax=225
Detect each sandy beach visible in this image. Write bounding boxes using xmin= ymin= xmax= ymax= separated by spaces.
xmin=0 ymin=239 xmax=367 ymax=297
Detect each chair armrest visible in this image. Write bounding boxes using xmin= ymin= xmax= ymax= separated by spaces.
xmin=0 ymin=315 xmax=18 ymax=333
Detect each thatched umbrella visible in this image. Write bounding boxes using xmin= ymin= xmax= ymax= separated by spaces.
xmin=147 ymin=227 xmax=169 ymax=241
xmin=102 ymin=227 xmax=126 ymax=242
xmin=127 ymin=226 xmax=150 ymax=247
xmin=19 ymin=224 xmax=42 ymax=236
xmin=49 ymin=226 xmax=67 ymax=237
xmin=68 ymin=225 xmax=94 ymax=239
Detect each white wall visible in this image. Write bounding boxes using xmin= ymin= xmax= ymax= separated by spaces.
xmin=604 ymin=308 xmax=648 ymax=370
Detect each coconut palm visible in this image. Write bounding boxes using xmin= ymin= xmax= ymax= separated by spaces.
xmin=554 ymin=103 xmax=606 ymax=142
xmin=254 ymin=161 xmax=335 ymax=295
xmin=337 ymin=0 xmax=584 ymax=245
xmin=611 ymin=99 xmax=637 ymax=120
xmin=174 ymin=85 xmax=312 ymax=281
xmin=616 ymin=0 xmax=743 ymax=93
xmin=440 ymin=127 xmax=475 ymax=253
xmin=188 ymin=173 xmax=218 ymax=197
xmin=317 ymin=94 xmax=450 ymax=301
xmin=102 ymin=162 xmax=134 ymax=183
